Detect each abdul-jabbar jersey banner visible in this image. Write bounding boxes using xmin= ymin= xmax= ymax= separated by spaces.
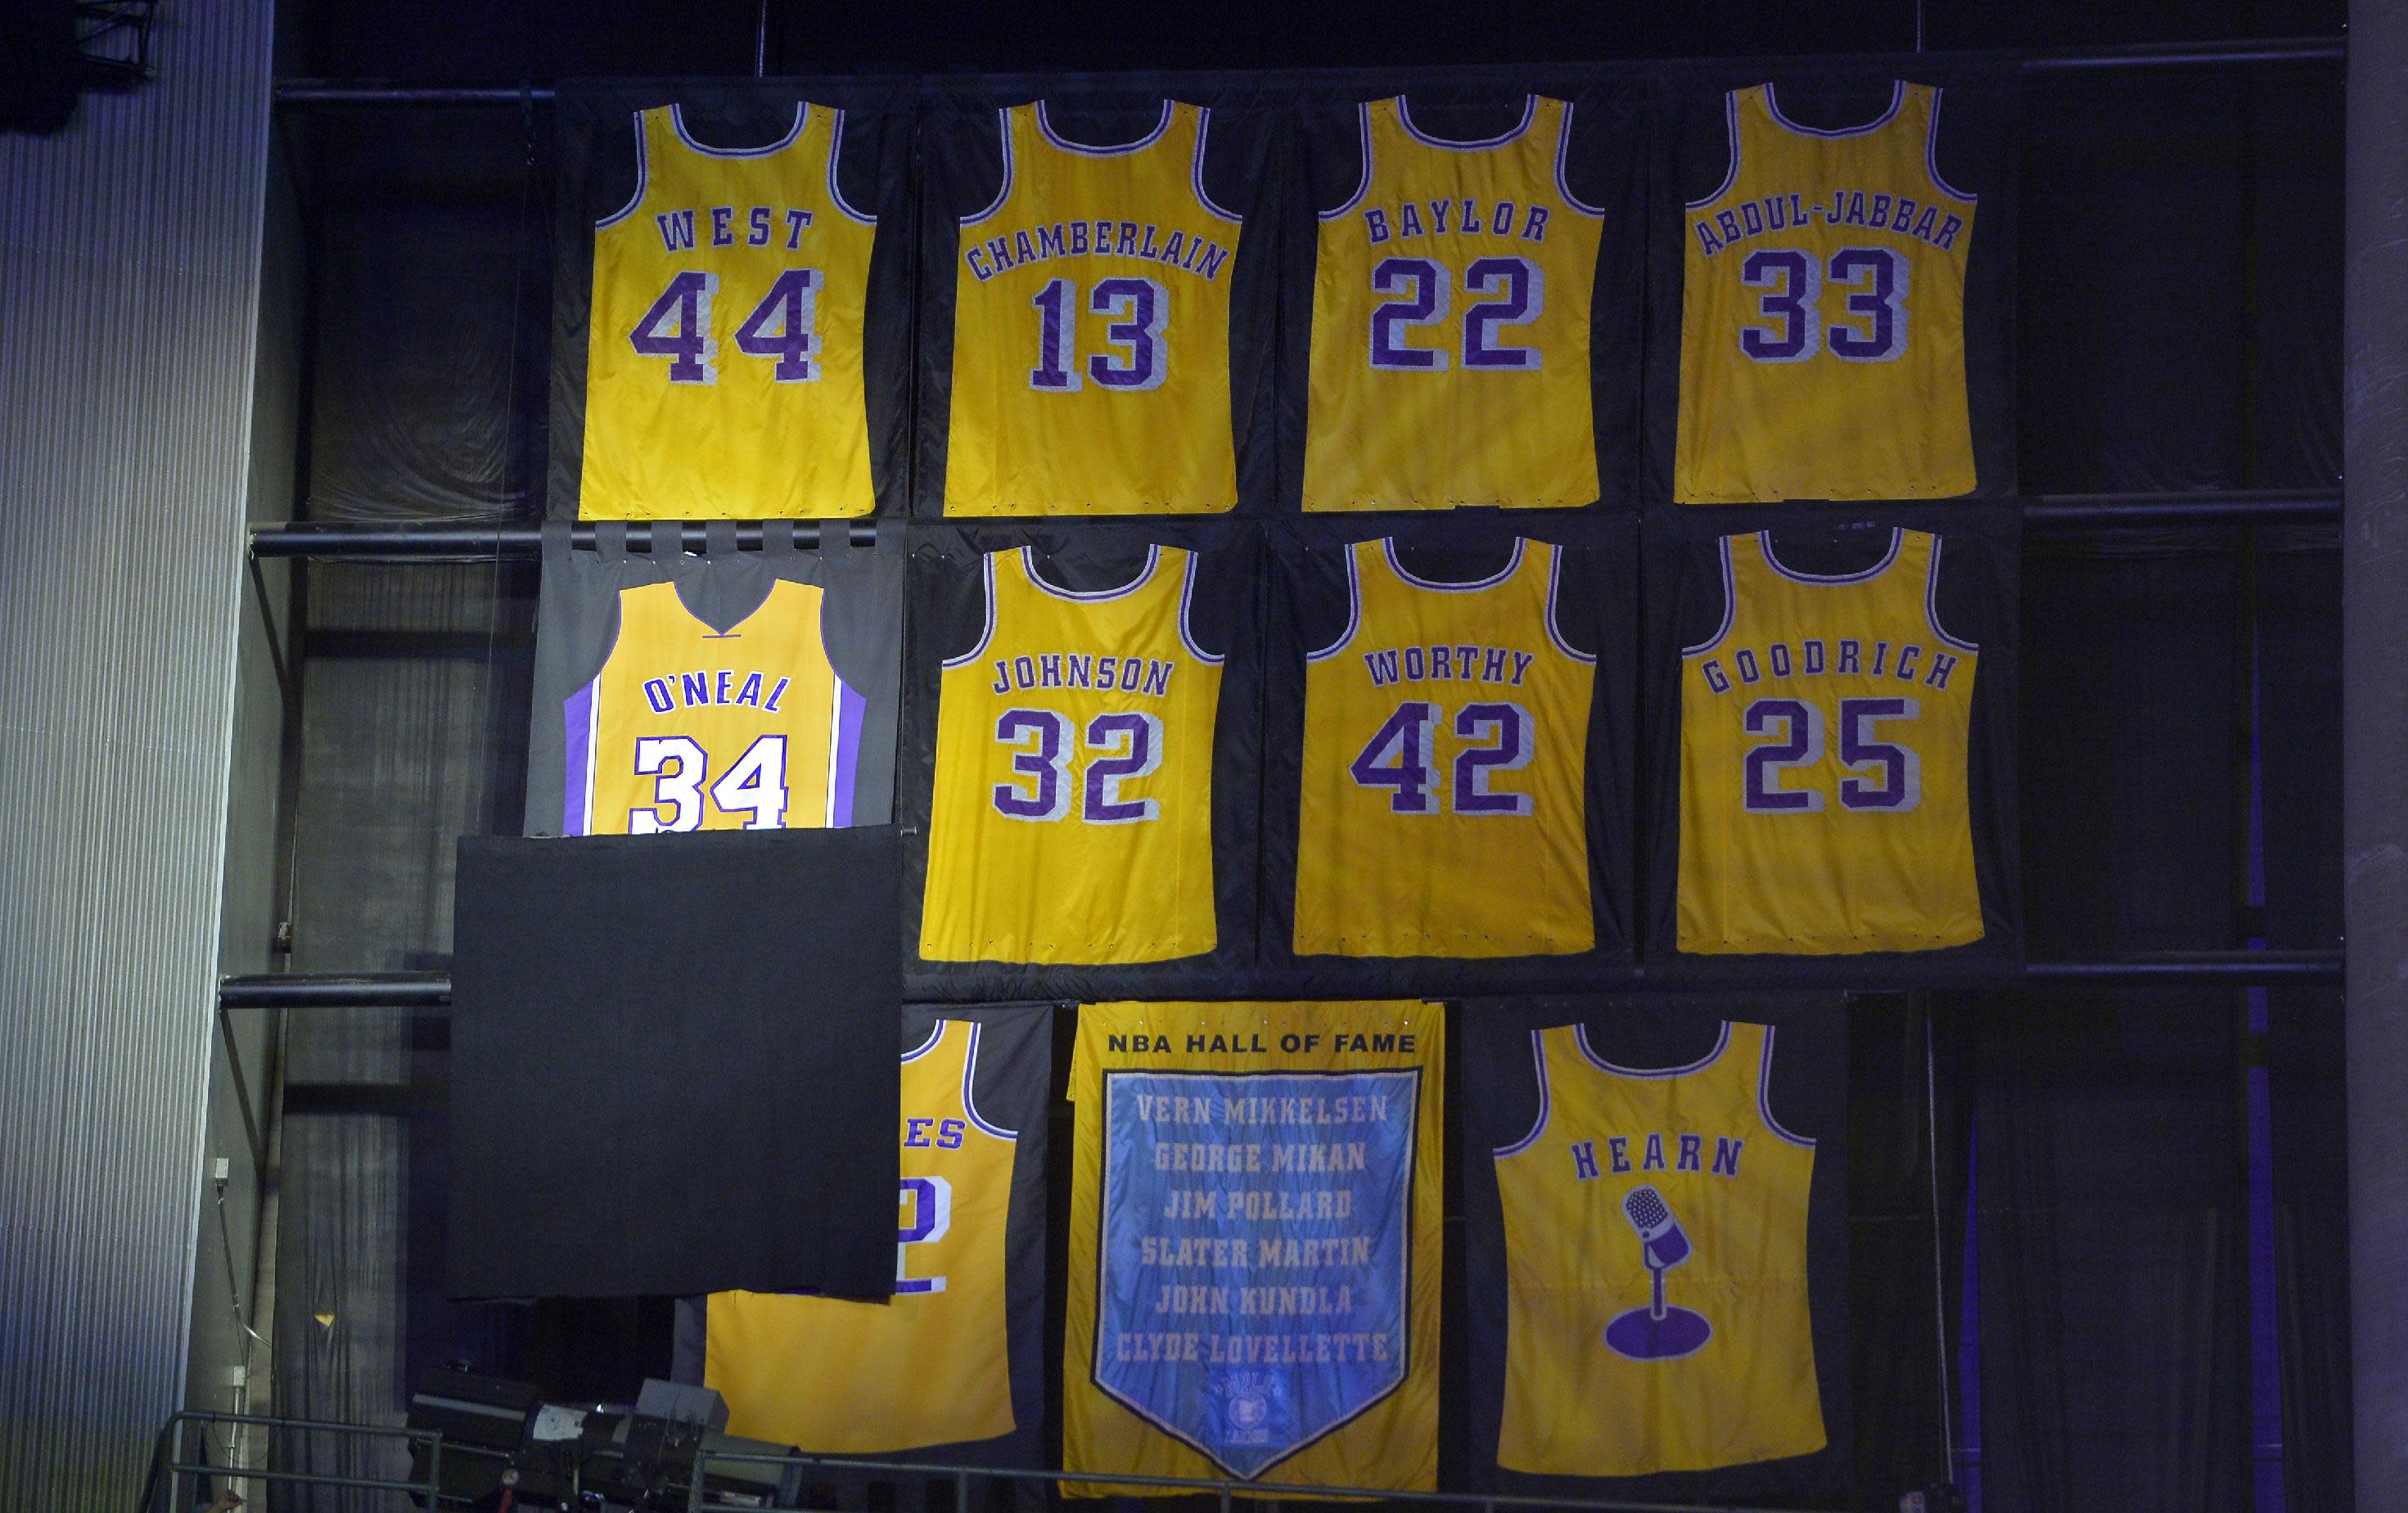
xmin=1064 ymin=1000 xmax=1443 ymax=1495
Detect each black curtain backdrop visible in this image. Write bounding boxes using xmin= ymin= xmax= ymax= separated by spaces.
xmin=265 ymin=23 xmax=2349 ymax=1509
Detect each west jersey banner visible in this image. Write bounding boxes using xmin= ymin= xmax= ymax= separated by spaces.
xmin=1065 ymin=1001 xmax=1443 ymax=1494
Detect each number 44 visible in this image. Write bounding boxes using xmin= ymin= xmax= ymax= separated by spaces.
xmin=629 ymin=268 xmax=823 ymax=384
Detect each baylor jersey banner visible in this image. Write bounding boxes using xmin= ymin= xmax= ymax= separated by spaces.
xmin=1065 ymin=1001 xmax=1443 ymax=1495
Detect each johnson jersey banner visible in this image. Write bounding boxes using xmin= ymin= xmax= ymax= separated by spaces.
xmin=522 ymin=520 xmax=902 ymax=838
xmin=1065 ymin=1001 xmax=1443 ymax=1494
xmin=1461 ymin=996 xmax=1850 ymax=1506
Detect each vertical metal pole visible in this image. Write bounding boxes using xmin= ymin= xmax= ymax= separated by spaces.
xmin=957 ymin=1468 xmax=972 ymax=1513
xmin=2347 ymin=0 xmax=2408 ymax=1504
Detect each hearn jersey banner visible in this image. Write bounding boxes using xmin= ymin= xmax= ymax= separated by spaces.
xmin=1064 ymin=1001 xmax=1444 ymax=1495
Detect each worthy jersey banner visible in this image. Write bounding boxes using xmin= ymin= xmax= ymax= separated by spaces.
xmin=1065 ymin=1000 xmax=1443 ymax=1494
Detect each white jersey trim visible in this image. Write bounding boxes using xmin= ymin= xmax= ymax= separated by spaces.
xmin=941 ymin=553 xmax=999 ymax=669
xmin=1756 ymin=1026 xmax=1816 ymax=1148
xmin=596 ymin=110 xmax=651 ymax=229
xmin=1319 ymin=101 xmax=1378 ymax=222
xmin=1575 ymin=1020 xmax=1733 ymax=1078
xmin=670 ymin=101 xmax=808 ymax=157
xmin=961 ymin=106 xmax=1016 ymax=227
xmin=1763 ymin=79 xmax=1906 ymax=139
xmin=1382 ymin=535 xmax=1525 ymax=591
xmin=1553 ymin=99 xmax=1609 ymax=218
xmin=1925 ymin=86 xmax=1980 ymax=205
xmin=1305 ymin=543 xmax=1364 ymax=663
xmin=1036 ymin=97 xmax=1173 ymax=155
xmin=825 ymin=107 xmax=877 ymax=224
xmin=962 ymin=1021 xmax=1017 ymax=1140
xmin=1925 ymin=534 xmax=1981 ymax=653
xmin=1179 ymin=550 xmax=1225 ymax=664
xmin=1022 ymin=543 xmax=1160 ymax=601
xmin=1492 ymin=1029 xmax=1553 ymax=1156
xmin=1759 ymin=526 xmax=1904 ymax=585
xmin=1684 ymin=91 xmax=1742 ymax=211
xmin=1544 ymin=544 xmax=1595 ymax=664
xmin=1192 ymin=106 xmax=1242 ymax=224
xmin=902 ymin=1020 xmax=945 ymax=1061
xmin=1680 ymin=535 xmax=1738 ymax=657
xmin=1396 ymin=92 xmax=1536 ymax=150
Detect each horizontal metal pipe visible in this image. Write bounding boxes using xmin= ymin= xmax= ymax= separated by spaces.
xmin=268 ymin=38 xmax=2346 ymax=107
xmin=219 ymin=952 xmax=2342 ymax=1007
xmin=249 ymin=519 xmax=880 ymax=558
xmin=247 ymin=493 xmax=2339 ymax=561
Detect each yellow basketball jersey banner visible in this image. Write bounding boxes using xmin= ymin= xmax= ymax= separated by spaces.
xmin=563 ymin=577 xmax=870 ymax=835
xmin=945 ymin=101 xmax=1242 ymax=515
xmin=579 ymin=101 xmax=877 ymax=519
xmin=1483 ymin=1016 xmax=1825 ymax=1476
xmin=920 ymin=544 xmax=1224 ymax=964
xmin=1064 ymin=1001 xmax=1443 ymax=1495
xmin=1677 ymin=529 xmax=1982 ymax=953
xmin=1294 ymin=538 xmax=1595 ymax=957
xmin=1303 ymin=97 xmax=1603 ymax=511
xmin=707 ymin=1014 xmax=1044 ymax=1454
xmin=1675 ymin=82 xmax=1977 ymax=502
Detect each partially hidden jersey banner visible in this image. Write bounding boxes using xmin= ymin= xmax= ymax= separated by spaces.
xmin=1065 ymin=1001 xmax=1442 ymax=1494
xmin=705 ymin=1004 xmax=1051 ymax=1465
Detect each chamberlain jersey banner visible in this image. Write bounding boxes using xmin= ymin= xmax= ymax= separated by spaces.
xmin=550 ymin=82 xmax=914 ymax=520
xmin=1065 ymin=1000 xmax=1443 ymax=1494
xmin=1644 ymin=507 xmax=2020 ymax=981
xmin=1462 ymin=996 xmax=1849 ymax=1504
xmin=704 ymin=1005 xmax=1051 ymax=1466
xmin=919 ymin=90 xmax=1280 ymax=516
xmin=522 ymin=522 xmax=902 ymax=838
xmin=1646 ymin=67 xmax=2016 ymax=504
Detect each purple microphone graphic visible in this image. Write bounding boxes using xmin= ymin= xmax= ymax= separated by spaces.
xmin=1603 ymin=1185 xmax=1713 ymax=1361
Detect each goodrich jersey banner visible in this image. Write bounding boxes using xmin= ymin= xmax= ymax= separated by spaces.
xmin=1064 ymin=1001 xmax=1443 ymax=1495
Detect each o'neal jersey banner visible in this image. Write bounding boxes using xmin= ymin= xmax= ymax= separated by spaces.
xmin=1644 ymin=506 xmax=2020 ymax=985
xmin=522 ymin=521 xmax=902 ymax=838
xmin=1462 ymin=996 xmax=1849 ymax=1504
xmin=1065 ymin=1001 xmax=1443 ymax=1494
xmin=704 ymin=1004 xmax=1050 ymax=1466
xmin=550 ymin=81 xmax=913 ymax=520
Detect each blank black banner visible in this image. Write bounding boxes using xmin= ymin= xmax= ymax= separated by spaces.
xmin=448 ymin=827 xmax=902 ymax=1299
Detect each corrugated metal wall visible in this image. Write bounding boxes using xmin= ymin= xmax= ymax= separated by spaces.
xmin=0 ymin=7 xmax=276 ymax=1511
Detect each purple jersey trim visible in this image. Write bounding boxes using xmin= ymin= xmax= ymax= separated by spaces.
xmin=961 ymin=1020 xmax=1018 ymax=1139
xmin=1681 ymin=535 xmax=1739 ymax=658
xmin=1758 ymin=526 xmax=1904 ymax=585
xmin=1553 ymin=99 xmax=1609 ymax=217
xmin=1924 ymin=86 xmax=1980 ymax=204
xmin=961 ymin=106 xmax=1016 ymax=227
xmin=1924 ymin=534 xmax=1982 ymax=653
xmin=1381 ymin=534 xmax=1526 ymax=591
xmin=1575 ymin=1020 xmax=1733 ymax=1078
xmin=1192 ymin=106 xmax=1242 ymax=223
xmin=561 ymin=679 xmax=598 ymax=835
xmin=1319 ymin=101 xmax=1378 ymax=221
xmin=825 ymin=106 xmax=877 ymax=224
xmin=1544 ymin=544 xmax=1595 ymax=664
xmin=1764 ymin=79 xmax=1906 ymax=139
xmin=670 ymin=101 xmax=807 ymax=157
xmin=1307 ymin=543 xmax=1364 ymax=663
xmin=942 ymin=554 xmax=999 ymax=669
xmin=1684 ymin=92 xmax=1743 ymax=210
xmin=1492 ymin=1029 xmax=1553 ymax=1156
xmin=1178 ymin=550 xmax=1224 ymax=664
xmin=1036 ymin=97 xmax=1173 ymax=155
xmin=596 ymin=110 xmax=651 ymax=229
xmin=1021 ymin=543 xmax=1160 ymax=601
xmin=1757 ymin=1024 xmax=1817 ymax=1147
xmin=1396 ymin=92 xmax=1536 ymax=150
xmin=902 ymin=1020 xmax=945 ymax=1061
xmin=826 ymin=675 xmax=868 ymax=826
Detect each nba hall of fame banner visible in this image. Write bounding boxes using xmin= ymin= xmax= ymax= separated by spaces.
xmin=1460 ymin=996 xmax=1850 ymax=1505
xmin=1064 ymin=1001 xmax=1443 ymax=1495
